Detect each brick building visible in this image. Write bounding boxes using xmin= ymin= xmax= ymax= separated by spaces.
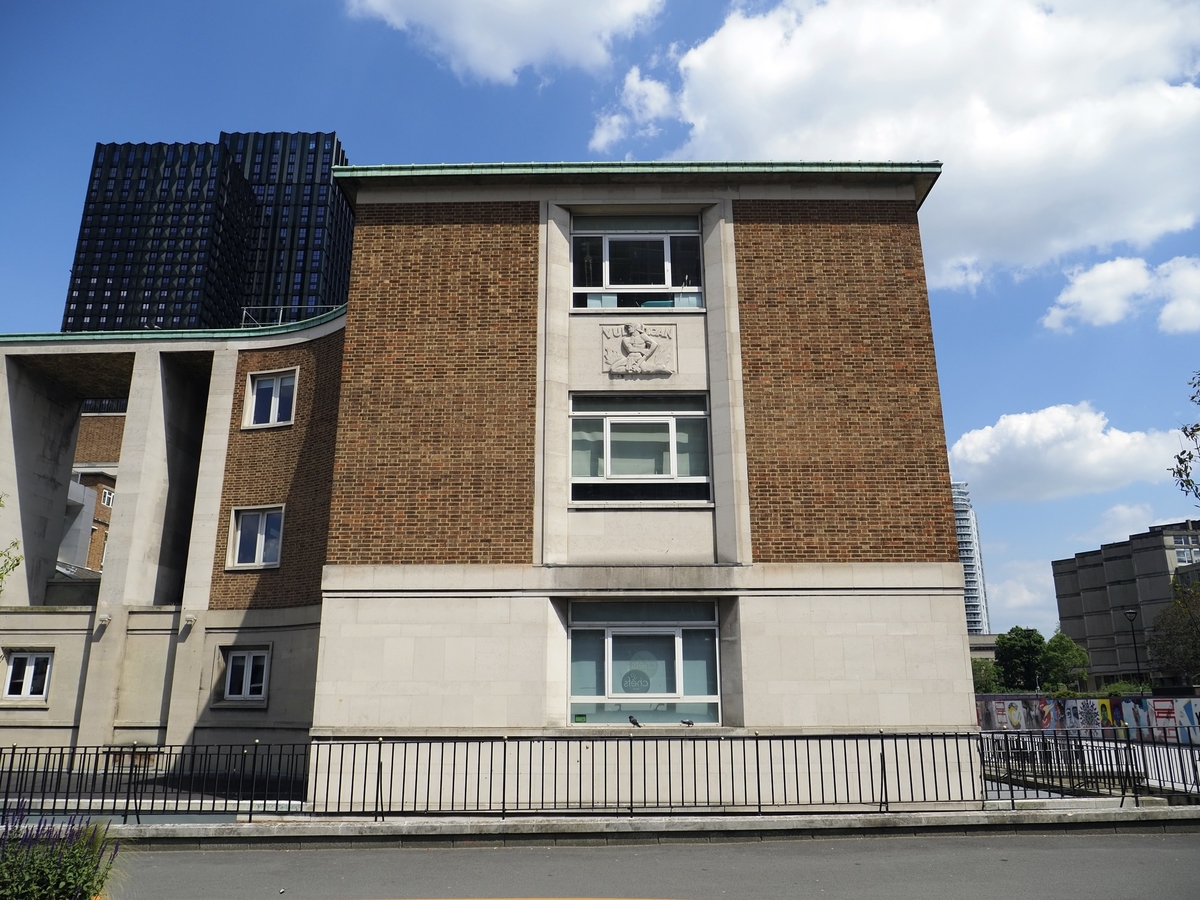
xmin=0 ymin=162 xmax=973 ymax=746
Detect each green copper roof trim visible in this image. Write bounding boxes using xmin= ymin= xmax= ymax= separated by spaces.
xmin=0 ymin=305 xmax=346 ymax=344
xmin=332 ymin=161 xmax=942 ymax=178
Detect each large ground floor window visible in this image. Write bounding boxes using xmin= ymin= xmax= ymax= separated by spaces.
xmin=569 ymin=600 xmax=719 ymax=725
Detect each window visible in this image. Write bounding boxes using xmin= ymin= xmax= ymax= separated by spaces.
xmin=4 ymin=652 xmax=52 ymax=700
xmin=100 ymin=487 xmax=115 ymax=508
xmin=570 ymin=394 xmax=710 ymax=502
xmin=230 ymin=506 xmax=284 ymax=568
xmin=569 ymin=601 xmax=719 ymax=725
xmin=571 ymin=215 xmax=703 ymax=309
xmin=245 ymin=369 xmax=296 ymax=427
xmin=224 ymin=648 xmax=270 ymax=700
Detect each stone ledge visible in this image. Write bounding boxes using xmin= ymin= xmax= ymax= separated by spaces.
xmin=108 ymin=804 xmax=1200 ymax=850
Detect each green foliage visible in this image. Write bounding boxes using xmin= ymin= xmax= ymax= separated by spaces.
xmin=971 ymin=658 xmax=1001 ymax=693
xmin=994 ymin=626 xmax=1046 ymax=691
xmin=0 ymin=492 xmax=22 ymax=598
xmin=1171 ymin=371 xmax=1200 ymax=503
xmin=1047 ymin=687 xmax=1080 ymax=699
xmin=1101 ymin=680 xmax=1151 ymax=696
xmin=1147 ymin=579 xmax=1200 ymax=683
xmin=1041 ymin=631 xmax=1089 ymax=688
xmin=0 ymin=805 xmax=118 ymax=900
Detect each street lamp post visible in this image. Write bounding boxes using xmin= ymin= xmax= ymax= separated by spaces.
xmin=1123 ymin=607 xmax=1144 ymax=689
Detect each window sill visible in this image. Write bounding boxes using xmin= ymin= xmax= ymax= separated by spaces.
xmin=569 ymin=501 xmax=715 ymax=510
xmin=240 ymin=421 xmax=294 ymax=431
xmin=210 ymin=698 xmax=269 ymax=711
xmin=0 ymin=699 xmax=50 ymax=710
xmin=570 ymin=307 xmax=705 ymax=315
xmin=225 ymin=562 xmax=281 ymax=572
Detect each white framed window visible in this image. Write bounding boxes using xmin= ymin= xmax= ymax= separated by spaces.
xmin=223 ymin=648 xmax=270 ymax=701
xmin=4 ymin=651 xmax=53 ymax=700
xmin=100 ymin=487 xmax=115 ymax=507
xmin=229 ymin=506 xmax=284 ymax=568
xmin=568 ymin=601 xmax=719 ymax=725
xmin=572 ymin=215 xmax=703 ymax=310
xmin=243 ymin=368 xmax=297 ymax=427
xmin=571 ymin=394 xmax=710 ymax=502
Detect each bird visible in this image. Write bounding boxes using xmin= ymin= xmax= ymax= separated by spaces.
xmin=681 ymin=719 xmax=695 ymax=726
xmin=628 ymin=715 xmax=642 ymax=727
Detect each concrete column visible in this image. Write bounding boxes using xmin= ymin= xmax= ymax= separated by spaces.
xmin=0 ymin=356 xmax=81 ymax=606
xmin=165 ymin=348 xmax=238 ymax=745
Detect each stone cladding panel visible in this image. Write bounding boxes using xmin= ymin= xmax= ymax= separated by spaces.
xmin=326 ymin=202 xmax=540 ymax=565
xmin=209 ymin=329 xmax=344 ymax=609
xmin=733 ymin=199 xmax=958 ymax=563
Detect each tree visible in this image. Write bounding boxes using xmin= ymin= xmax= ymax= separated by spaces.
xmin=0 ymin=493 xmax=21 ymax=598
xmin=971 ymin=657 xmax=1001 ymax=693
xmin=1171 ymin=370 xmax=1200 ymax=502
xmin=1041 ymin=630 xmax=1089 ymax=689
xmin=1147 ymin=580 xmax=1200 ymax=685
xmin=994 ymin=626 xmax=1045 ymax=691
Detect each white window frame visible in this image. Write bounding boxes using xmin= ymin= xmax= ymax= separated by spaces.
xmin=4 ymin=651 xmax=53 ymax=700
xmin=570 ymin=395 xmax=711 ymax=503
xmin=100 ymin=487 xmax=115 ymax=507
xmin=568 ymin=606 xmax=721 ymax=725
xmin=571 ymin=217 xmax=703 ymax=310
xmin=222 ymin=647 xmax=270 ymax=701
xmin=242 ymin=367 xmax=298 ymax=429
xmin=227 ymin=505 xmax=285 ymax=569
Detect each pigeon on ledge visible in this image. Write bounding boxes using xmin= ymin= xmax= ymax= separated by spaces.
xmin=628 ymin=715 xmax=642 ymax=727
xmin=681 ymin=719 xmax=695 ymax=726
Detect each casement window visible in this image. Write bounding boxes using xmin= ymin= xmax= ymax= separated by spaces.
xmin=569 ymin=601 xmax=720 ymax=725
xmin=244 ymin=368 xmax=296 ymax=427
xmin=230 ymin=506 xmax=284 ymax=568
xmin=571 ymin=215 xmax=703 ymax=309
xmin=100 ymin=487 xmax=115 ymax=508
xmin=224 ymin=648 xmax=270 ymax=701
xmin=570 ymin=394 xmax=710 ymax=502
xmin=4 ymin=652 xmax=52 ymax=700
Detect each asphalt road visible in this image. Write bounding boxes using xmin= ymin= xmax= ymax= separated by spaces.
xmin=107 ymin=832 xmax=1200 ymax=900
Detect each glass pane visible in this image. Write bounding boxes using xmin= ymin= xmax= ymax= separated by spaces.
xmin=252 ymin=377 xmax=274 ymax=424
xmin=29 ymin=657 xmax=49 ymax=696
xmin=683 ymin=630 xmax=718 ymax=696
xmin=262 ymin=511 xmax=283 ymax=565
xmin=570 ymin=419 xmax=604 ymax=477
xmin=573 ymin=236 xmax=603 ymax=287
xmin=609 ymin=239 xmax=665 ymax=286
xmin=6 ymin=657 xmax=26 ymax=696
xmin=611 ymin=634 xmax=676 ymax=694
xmin=572 ymin=482 xmax=710 ymax=502
xmin=236 ymin=513 xmax=260 ymax=564
xmin=574 ymin=216 xmax=699 ymax=232
xmin=248 ymin=654 xmax=266 ymax=696
xmin=277 ymin=375 xmax=295 ymax=422
xmin=228 ymin=655 xmax=246 ymax=697
xmin=570 ymin=630 xmax=605 ymax=696
xmin=609 ymin=421 xmax=670 ymax=476
xmin=572 ymin=601 xmax=716 ymax=624
xmin=670 ymin=236 xmax=702 ymax=287
xmin=675 ymin=418 xmax=710 ymax=477
xmin=573 ymin=395 xmax=707 ymax=414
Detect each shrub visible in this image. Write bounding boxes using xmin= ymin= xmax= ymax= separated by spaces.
xmin=0 ymin=805 xmax=118 ymax=900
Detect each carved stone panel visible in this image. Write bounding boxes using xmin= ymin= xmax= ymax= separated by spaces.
xmin=601 ymin=322 xmax=677 ymax=377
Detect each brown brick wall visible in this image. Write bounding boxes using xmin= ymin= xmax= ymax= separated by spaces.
xmin=74 ymin=415 xmax=125 ymax=464
xmin=326 ymin=202 xmax=540 ymax=565
xmin=733 ymin=199 xmax=958 ymax=563
xmin=209 ymin=329 xmax=344 ymax=609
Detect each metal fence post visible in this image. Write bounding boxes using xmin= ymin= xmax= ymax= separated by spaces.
xmin=375 ymin=736 xmax=384 ymax=822
xmin=249 ymin=740 xmax=260 ymax=823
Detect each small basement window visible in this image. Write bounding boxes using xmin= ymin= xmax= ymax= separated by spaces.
xmin=4 ymin=651 xmax=52 ymax=700
xmin=223 ymin=648 xmax=270 ymax=701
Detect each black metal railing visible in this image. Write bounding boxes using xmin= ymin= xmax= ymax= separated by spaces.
xmin=2 ymin=732 xmax=1197 ymax=820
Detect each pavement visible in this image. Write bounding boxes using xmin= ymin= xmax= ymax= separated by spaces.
xmin=105 ymin=831 xmax=1200 ymax=900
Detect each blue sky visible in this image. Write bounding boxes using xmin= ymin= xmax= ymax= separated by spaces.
xmin=2 ymin=0 xmax=1199 ymax=635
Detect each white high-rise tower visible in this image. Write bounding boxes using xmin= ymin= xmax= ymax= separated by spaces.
xmin=952 ymin=482 xmax=990 ymax=634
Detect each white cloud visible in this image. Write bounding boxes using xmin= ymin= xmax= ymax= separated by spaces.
xmin=590 ymin=65 xmax=675 ymax=150
xmin=595 ymin=0 xmax=1200 ymax=287
xmin=1043 ymin=255 xmax=1200 ymax=331
xmin=347 ymin=0 xmax=663 ymax=84
xmin=589 ymin=113 xmax=630 ymax=152
xmin=949 ymin=402 xmax=1179 ymax=502
xmin=987 ymin=560 xmax=1059 ymax=634
xmin=1074 ymin=503 xmax=1155 ymax=546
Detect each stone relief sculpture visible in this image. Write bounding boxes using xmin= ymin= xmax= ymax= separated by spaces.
xmin=602 ymin=322 xmax=676 ymax=376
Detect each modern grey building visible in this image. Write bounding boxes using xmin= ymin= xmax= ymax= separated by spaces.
xmin=61 ymin=132 xmax=352 ymax=333
xmin=952 ymin=482 xmax=989 ymax=634
xmin=1053 ymin=520 xmax=1200 ymax=689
